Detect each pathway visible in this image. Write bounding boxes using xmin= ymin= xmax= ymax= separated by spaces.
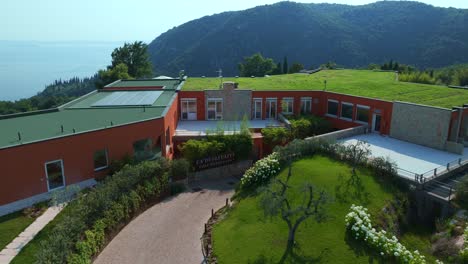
xmin=0 ymin=205 xmax=64 ymax=263
xmin=94 ymin=177 xmax=236 ymax=264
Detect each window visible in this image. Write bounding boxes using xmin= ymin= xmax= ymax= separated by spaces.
xmin=133 ymin=138 xmax=161 ymax=161
xmin=300 ymin=97 xmax=312 ymax=114
xmin=266 ymin=98 xmax=277 ymax=119
xmin=282 ymin=98 xmax=293 ymax=114
xmin=45 ymin=160 xmax=65 ymax=191
xmin=93 ymin=149 xmax=108 ymax=171
xmin=327 ymin=100 xmax=339 ymax=117
xmin=341 ymin=102 xmax=353 ymax=120
xmin=253 ymin=98 xmax=262 ymax=119
xmin=181 ymin=99 xmax=197 ymax=120
xmin=356 ymin=105 xmax=370 ymax=123
xmin=207 ymin=99 xmax=223 ymax=120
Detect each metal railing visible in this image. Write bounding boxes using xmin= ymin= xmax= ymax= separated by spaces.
xmin=396 ymin=156 xmax=468 ymax=184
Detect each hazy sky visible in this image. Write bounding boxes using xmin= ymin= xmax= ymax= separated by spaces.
xmin=1 ymin=0 xmax=467 ymax=43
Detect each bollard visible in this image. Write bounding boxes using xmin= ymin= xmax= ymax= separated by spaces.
xmin=459 ymin=158 xmax=462 ymax=165
xmin=205 ymin=223 xmax=207 ymax=233
xmin=434 ymin=168 xmax=437 ymax=176
xmin=211 ymin=208 xmax=214 ymax=217
xmin=226 ymin=198 xmax=229 ymax=207
xmin=446 ymin=163 xmax=450 ymax=171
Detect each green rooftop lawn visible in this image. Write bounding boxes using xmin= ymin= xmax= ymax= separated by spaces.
xmin=212 ymin=155 xmax=436 ymax=263
xmin=184 ymin=70 xmax=468 ymax=109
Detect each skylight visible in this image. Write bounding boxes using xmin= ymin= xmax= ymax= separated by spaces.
xmin=91 ymin=91 xmax=163 ymax=107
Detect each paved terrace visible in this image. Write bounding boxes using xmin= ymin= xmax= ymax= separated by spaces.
xmin=175 ymin=120 xmax=283 ymax=137
xmin=340 ymin=134 xmax=468 ymax=182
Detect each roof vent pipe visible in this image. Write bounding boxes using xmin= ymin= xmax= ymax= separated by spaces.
xmin=17 ymin=132 xmax=21 ymax=141
xmin=73 ymin=128 xmax=76 ymax=133
xmin=61 ymin=125 xmax=64 ymax=133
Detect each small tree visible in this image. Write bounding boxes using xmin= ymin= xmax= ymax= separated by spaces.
xmin=283 ymin=56 xmax=289 ymax=74
xmin=289 ymin=63 xmax=304 ymax=73
xmin=238 ymin=53 xmax=276 ymax=77
xmin=260 ymin=169 xmax=329 ymax=263
xmin=343 ymin=140 xmax=371 ymax=175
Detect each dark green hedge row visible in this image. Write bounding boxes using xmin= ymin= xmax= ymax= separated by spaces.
xmin=35 ymin=159 xmax=171 ymax=264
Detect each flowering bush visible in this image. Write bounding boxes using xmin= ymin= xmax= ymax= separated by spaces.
xmin=240 ymin=152 xmax=280 ymax=190
xmin=345 ymin=204 xmax=429 ymax=264
xmin=461 ymin=226 xmax=468 ymax=261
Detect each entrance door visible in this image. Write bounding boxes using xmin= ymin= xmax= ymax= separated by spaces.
xmin=181 ymin=99 xmax=197 ymax=120
xmin=372 ymin=113 xmax=381 ymax=132
xmin=266 ymin=99 xmax=277 ymax=119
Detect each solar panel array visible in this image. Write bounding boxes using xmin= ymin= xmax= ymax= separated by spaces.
xmin=92 ymin=91 xmax=163 ymax=107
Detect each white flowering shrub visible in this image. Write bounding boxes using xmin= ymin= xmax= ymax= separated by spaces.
xmin=345 ymin=204 xmax=429 ymax=264
xmin=461 ymin=226 xmax=468 ymax=261
xmin=240 ymin=152 xmax=280 ymax=190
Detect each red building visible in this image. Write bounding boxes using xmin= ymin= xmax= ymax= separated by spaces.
xmin=0 ymin=79 xmax=466 ymax=215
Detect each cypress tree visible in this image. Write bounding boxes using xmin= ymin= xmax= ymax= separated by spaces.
xmin=283 ymin=56 xmax=288 ymax=74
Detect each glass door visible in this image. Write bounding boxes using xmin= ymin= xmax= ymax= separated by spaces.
xmin=181 ymin=99 xmax=197 ymax=120
xmin=266 ymin=99 xmax=277 ymax=119
xmin=253 ymin=99 xmax=262 ymax=119
xmin=372 ymin=114 xmax=381 ymax=132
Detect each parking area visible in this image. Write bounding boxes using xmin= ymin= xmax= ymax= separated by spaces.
xmin=340 ymin=133 xmax=468 ymax=180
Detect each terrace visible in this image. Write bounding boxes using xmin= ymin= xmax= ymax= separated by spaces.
xmin=174 ymin=119 xmax=283 ymax=137
xmin=340 ymin=133 xmax=468 ymax=182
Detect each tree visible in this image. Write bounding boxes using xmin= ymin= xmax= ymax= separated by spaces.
xmin=260 ymin=164 xmax=329 ymax=263
xmin=343 ymin=140 xmax=371 ymax=175
xmin=96 ymin=63 xmax=132 ymax=89
xmin=238 ymin=53 xmax=276 ymax=77
xmin=454 ymin=69 xmax=468 ymax=86
xmin=283 ymin=56 xmax=289 ymax=74
xmin=111 ymin=41 xmax=153 ymax=78
xmin=289 ymin=62 xmax=304 ymax=73
xmin=271 ymin=62 xmax=282 ymax=75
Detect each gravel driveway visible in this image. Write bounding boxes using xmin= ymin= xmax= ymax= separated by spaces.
xmin=94 ymin=177 xmax=236 ymax=264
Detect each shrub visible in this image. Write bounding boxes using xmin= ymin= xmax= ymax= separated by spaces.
xmin=170 ymin=182 xmax=186 ymax=195
xmin=290 ymin=118 xmax=311 ymax=139
xmin=170 ymin=159 xmax=190 ymax=181
xmin=261 ymin=127 xmax=290 ymax=146
xmin=456 ymin=177 xmax=468 ymax=209
xmin=35 ymin=159 xmax=170 ymax=263
xmin=461 ymin=226 xmax=468 ymax=262
xmin=240 ymin=153 xmax=280 ymax=190
xmin=345 ymin=204 xmax=429 ymax=264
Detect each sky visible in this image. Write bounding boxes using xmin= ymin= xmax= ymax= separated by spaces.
xmin=1 ymin=0 xmax=467 ymax=43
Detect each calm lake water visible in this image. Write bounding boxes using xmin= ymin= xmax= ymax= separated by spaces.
xmin=0 ymin=41 xmax=124 ymax=101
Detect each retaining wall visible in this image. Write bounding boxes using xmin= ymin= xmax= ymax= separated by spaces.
xmin=189 ymin=160 xmax=253 ymax=181
xmin=305 ymin=125 xmax=368 ymax=142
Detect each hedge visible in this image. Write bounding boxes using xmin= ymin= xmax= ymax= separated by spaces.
xmin=35 ymin=159 xmax=171 ymax=263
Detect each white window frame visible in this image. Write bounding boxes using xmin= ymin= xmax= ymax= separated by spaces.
xmin=253 ymin=98 xmax=262 ymax=120
xmin=340 ymin=102 xmax=354 ymax=121
xmin=180 ymin=98 xmax=197 ymax=120
xmin=44 ymin=159 xmax=66 ymax=191
xmin=355 ymin=104 xmax=370 ymax=125
xmin=300 ymin=97 xmax=312 ymax=114
xmin=266 ymin=98 xmax=278 ymax=119
xmin=206 ymin=98 xmax=223 ymax=120
xmin=94 ymin=149 xmax=109 ymax=171
xmin=326 ymin=99 xmax=339 ymax=117
xmin=281 ymin=97 xmax=294 ymax=114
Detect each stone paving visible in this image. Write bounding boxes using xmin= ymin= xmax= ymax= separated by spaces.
xmin=0 ymin=205 xmax=64 ymax=264
xmin=94 ymin=177 xmax=236 ymax=264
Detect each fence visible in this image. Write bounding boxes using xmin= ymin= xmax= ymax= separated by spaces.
xmin=396 ymin=156 xmax=468 ymax=184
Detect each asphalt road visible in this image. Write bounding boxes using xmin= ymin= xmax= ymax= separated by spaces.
xmin=94 ymin=177 xmax=236 ymax=264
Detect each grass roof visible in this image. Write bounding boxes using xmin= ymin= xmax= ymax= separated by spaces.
xmin=183 ymin=70 xmax=468 ymax=108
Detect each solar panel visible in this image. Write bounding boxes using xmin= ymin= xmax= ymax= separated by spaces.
xmin=92 ymin=91 xmax=163 ymax=106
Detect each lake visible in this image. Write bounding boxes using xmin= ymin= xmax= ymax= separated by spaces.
xmin=0 ymin=40 xmax=124 ymax=101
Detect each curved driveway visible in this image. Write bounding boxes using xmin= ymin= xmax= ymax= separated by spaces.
xmin=94 ymin=177 xmax=236 ymax=264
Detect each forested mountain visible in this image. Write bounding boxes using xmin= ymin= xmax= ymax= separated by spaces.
xmin=148 ymin=1 xmax=468 ymax=76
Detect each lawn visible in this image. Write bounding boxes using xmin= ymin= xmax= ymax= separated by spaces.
xmin=212 ymin=155 xmax=434 ymax=263
xmin=0 ymin=211 xmax=37 ymax=250
xmin=183 ymin=70 xmax=468 ymax=108
xmin=10 ymin=205 xmax=69 ymax=264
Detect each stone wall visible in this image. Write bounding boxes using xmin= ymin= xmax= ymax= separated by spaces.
xmin=305 ymin=125 xmax=368 ymax=142
xmin=390 ymin=102 xmax=452 ymax=151
xmin=189 ymin=160 xmax=253 ymax=181
xmin=204 ymin=82 xmax=252 ymax=120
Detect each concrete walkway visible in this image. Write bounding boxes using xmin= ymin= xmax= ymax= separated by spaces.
xmin=94 ymin=177 xmax=236 ymax=264
xmin=0 ymin=205 xmax=64 ymax=263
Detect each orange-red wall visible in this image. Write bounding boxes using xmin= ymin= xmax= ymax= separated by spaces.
xmin=179 ymin=91 xmax=205 ymax=120
xmin=0 ymin=98 xmax=181 ymax=205
xmin=163 ymin=94 xmax=179 ymax=159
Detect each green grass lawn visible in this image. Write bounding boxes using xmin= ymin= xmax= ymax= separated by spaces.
xmin=0 ymin=212 xmax=37 ymax=250
xmin=10 ymin=205 xmax=69 ymax=264
xmin=212 ymin=155 xmax=434 ymax=263
xmin=183 ymin=70 xmax=468 ymax=108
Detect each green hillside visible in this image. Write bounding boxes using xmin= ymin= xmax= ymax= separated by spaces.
xmin=184 ymin=70 xmax=468 ymax=108
xmin=149 ymin=1 xmax=468 ymax=76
